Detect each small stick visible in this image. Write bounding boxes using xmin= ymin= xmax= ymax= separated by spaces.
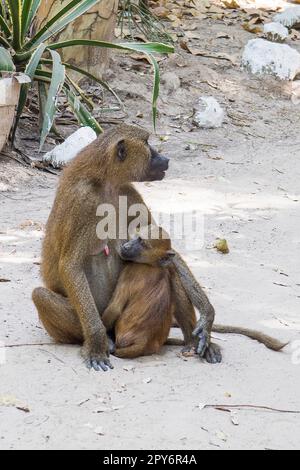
xmin=205 ymin=404 xmax=300 ymax=414
xmin=4 ymin=342 xmax=57 ymax=348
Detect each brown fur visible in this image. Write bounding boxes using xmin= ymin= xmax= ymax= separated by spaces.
xmin=32 ymin=125 xmax=156 ymax=370
xmin=102 ymin=229 xmax=188 ymax=358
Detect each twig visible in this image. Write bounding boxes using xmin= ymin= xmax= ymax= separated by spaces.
xmin=205 ymin=404 xmax=300 ymax=414
xmin=5 ymin=342 xmax=57 ymax=348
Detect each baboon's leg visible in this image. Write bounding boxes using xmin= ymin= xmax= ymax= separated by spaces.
xmin=114 ymin=339 xmax=148 ymax=359
xmin=32 ymin=287 xmax=83 ymax=344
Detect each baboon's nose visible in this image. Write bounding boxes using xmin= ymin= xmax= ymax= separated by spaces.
xmin=158 ymin=155 xmax=169 ymax=171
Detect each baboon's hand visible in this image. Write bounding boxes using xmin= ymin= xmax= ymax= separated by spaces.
xmin=192 ymin=323 xmax=210 ymax=358
xmin=82 ymin=335 xmax=114 ymax=372
xmin=192 ymin=323 xmax=222 ymax=364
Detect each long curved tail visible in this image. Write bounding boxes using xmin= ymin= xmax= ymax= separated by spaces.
xmin=212 ymin=324 xmax=288 ymax=351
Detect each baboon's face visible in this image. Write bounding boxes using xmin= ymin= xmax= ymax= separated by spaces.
xmin=146 ymin=146 xmax=169 ymax=182
xmin=111 ymin=126 xmax=169 ymax=183
xmin=120 ymin=226 xmax=175 ymax=267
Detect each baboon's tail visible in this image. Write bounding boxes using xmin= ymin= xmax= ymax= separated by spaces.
xmin=212 ymin=324 xmax=288 ymax=351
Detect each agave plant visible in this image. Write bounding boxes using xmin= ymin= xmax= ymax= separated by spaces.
xmin=118 ymin=0 xmax=173 ymax=44
xmin=0 ymin=0 xmax=173 ymax=148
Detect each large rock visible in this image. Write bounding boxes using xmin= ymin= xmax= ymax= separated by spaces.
xmin=43 ymin=127 xmax=97 ymax=168
xmin=242 ymin=38 xmax=300 ymax=80
xmin=263 ymin=22 xmax=289 ymax=43
xmin=274 ymin=6 xmax=300 ymax=29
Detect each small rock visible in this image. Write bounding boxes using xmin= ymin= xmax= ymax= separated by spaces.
xmin=143 ymin=377 xmax=152 ymax=384
xmin=230 ymin=411 xmax=239 ymax=426
xmin=94 ymin=426 xmax=105 ymax=436
xmin=161 ymin=72 xmax=181 ymax=94
xmin=43 ymin=127 xmax=97 ymax=168
xmin=193 ymin=97 xmax=224 ymax=129
xmin=263 ymin=22 xmax=289 ymax=43
xmin=274 ymin=6 xmax=300 ymax=29
xmin=242 ymin=38 xmax=300 ymax=80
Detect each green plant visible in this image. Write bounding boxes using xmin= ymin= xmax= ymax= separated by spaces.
xmin=118 ymin=0 xmax=173 ymax=44
xmin=0 ymin=0 xmax=173 ymax=149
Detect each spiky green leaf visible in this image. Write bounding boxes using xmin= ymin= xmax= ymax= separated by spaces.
xmin=65 ymin=86 xmax=103 ymax=134
xmin=21 ymin=0 xmax=41 ymax=41
xmin=5 ymin=0 xmax=22 ymax=50
xmin=25 ymin=0 xmax=101 ymax=50
xmin=13 ymin=43 xmax=47 ymax=141
xmin=0 ymin=46 xmax=15 ymax=71
xmin=0 ymin=12 xmax=10 ymax=38
xmin=40 ymin=50 xmax=65 ymax=149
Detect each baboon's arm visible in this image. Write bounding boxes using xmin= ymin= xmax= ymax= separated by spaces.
xmin=102 ymin=280 xmax=128 ymax=331
xmin=59 ymin=257 xmax=112 ymax=371
xmin=172 ymin=251 xmax=216 ymax=357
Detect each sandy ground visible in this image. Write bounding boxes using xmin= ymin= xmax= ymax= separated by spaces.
xmin=1 ymin=5 xmax=300 ymax=450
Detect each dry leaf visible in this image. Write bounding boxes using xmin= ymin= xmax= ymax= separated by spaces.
xmin=222 ymin=0 xmax=240 ymax=8
xmin=215 ymin=239 xmax=230 ymax=254
xmin=0 ymin=395 xmax=30 ymax=413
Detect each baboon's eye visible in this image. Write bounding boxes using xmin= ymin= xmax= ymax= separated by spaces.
xmin=138 ymin=237 xmax=147 ymax=248
xmin=117 ymin=140 xmax=126 ymax=162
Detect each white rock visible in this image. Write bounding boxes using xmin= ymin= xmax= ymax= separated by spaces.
xmin=274 ymin=6 xmax=300 ymax=29
xmin=193 ymin=97 xmax=224 ymax=129
xmin=263 ymin=22 xmax=289 ymax=43
xmin=43 ymin=127 xmax=97 ymax=168
xmin=242 ymin=38 xmax=300 ymax=81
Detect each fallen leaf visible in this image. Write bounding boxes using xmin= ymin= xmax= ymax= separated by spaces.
xmin=0 ymin=395 xmax=30 ymax=413
xmin=215 ymin=239 xmax=230 ymax=254
xmin=222 ymin=0 xmax=240 ymax=8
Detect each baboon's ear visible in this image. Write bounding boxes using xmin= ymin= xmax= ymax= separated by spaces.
xmin=117 ymin=139 xmax=126 ymax=162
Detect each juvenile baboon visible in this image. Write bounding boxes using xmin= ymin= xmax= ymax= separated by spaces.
xmin=102 ymin=226 xmax=191 ymax=358
xmin=103 ymin=226 xmax=287 ymax=359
